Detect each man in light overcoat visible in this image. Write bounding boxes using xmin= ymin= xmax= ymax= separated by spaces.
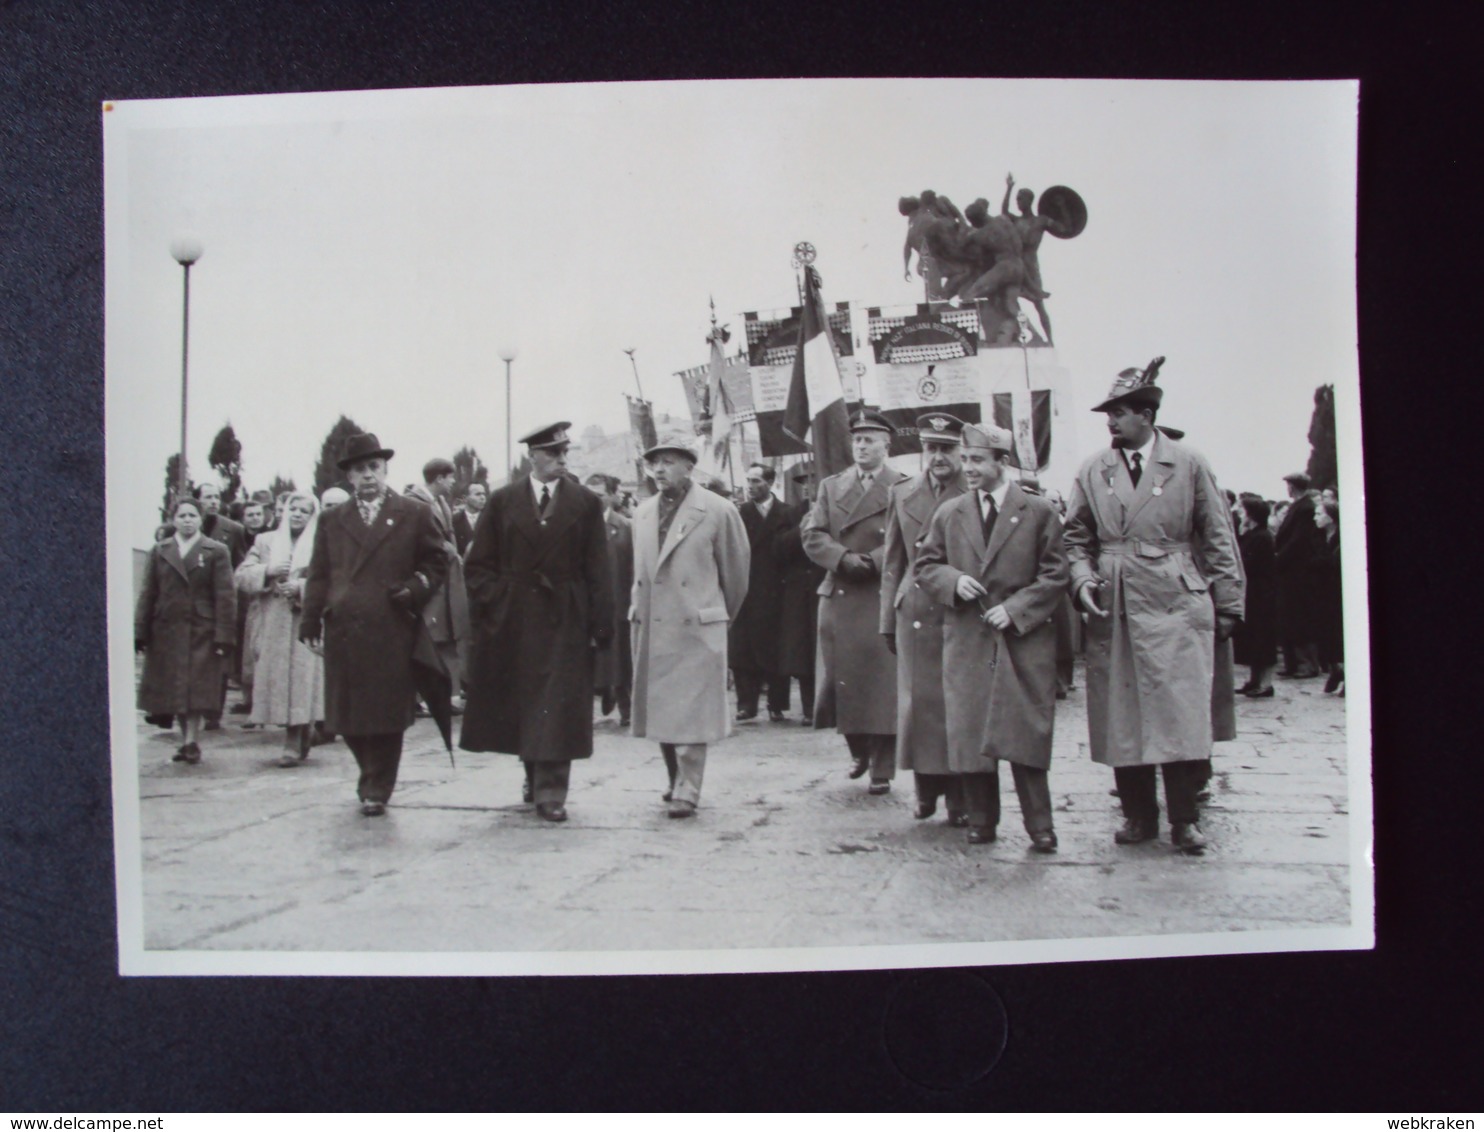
xmin=879 ymin=412 xmax=969 ymax=825
xmin=629 ymin=440 xmax=750 ymax=817
xmin=1063 ymin=361 xmax=1245 ymax=853
xmin=803 ymin=410 xmax=909 ymax=794
xmin=915 ymin=423 xmax=1068 ymax=850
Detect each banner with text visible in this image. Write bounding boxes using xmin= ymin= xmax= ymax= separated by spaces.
xmin=991 ymin=389 xmax=1053 ymax=473
xmin=870 ymin=314 xmax=983 ymax=452
xmin=674 ymin=350 xmax=753 ymax=430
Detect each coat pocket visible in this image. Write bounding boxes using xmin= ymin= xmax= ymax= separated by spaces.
xmin=697 ymin=605 xmax=729 ymax=624
xmin=1179 ymin=568 xmax=1209 ymax=595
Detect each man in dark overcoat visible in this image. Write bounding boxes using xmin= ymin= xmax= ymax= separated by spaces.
xmin=1274 ymin=471 xmax=1321 ymax=678
xmin=775 ymin=474 xmax=824 ymax=722
xmin=915 ymin=423 xmax=1068 ymax=850
xmin=802 ymin=410 xmax=909 ymax=794
xmin=460 ymin=423 xmax=613 ymax=822
xmin=729 ymin=463 xmax=792 ymax=722
xmin=584 ymin=473 xmax=634 ymax=726
xmin=880 ymin=413 xmax=969 ymax=825
xmin=300 ymin=433 xmax=449 ymax=816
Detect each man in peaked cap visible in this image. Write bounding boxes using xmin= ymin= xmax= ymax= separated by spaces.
xmin=461 ymin=422 xmax=613 ymax=822
xmin=803 ymin=409 xmax=909 ymax=794
xmin=880 ymin=412 xmax=970 ymax=826
xmin=628 ymin=438 xmax=750 ymax=817
xmin=1063 ymin=360 xmax=1244 ymax=854
xmin=915 ymin=422 xmax=1068 ymax=850
xmin=301 ymin=432 xmax=449 ymax=816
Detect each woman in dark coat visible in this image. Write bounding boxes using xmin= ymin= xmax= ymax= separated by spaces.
xmin=1312 ymin=498 xmax=1345 ymax=694
xmin=1234 ymin=496 xmax=1278 ymax=696
xmin=135 ymin=497 xmax=237 ymax=763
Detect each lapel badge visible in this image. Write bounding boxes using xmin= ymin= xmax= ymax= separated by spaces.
xmin=1152 ymin=486 xmax=1163 ymax=496
xmin=387 ymin=518 xmax=394 ymax=525
xmin=1010 ymin=516 xmax=1019 ymax=524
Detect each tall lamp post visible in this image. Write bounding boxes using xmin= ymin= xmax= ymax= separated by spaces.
xmin=170 ymin=237 xmax=203 ymax=498
xmin=498 ymin=345 xmax=518 ymax=481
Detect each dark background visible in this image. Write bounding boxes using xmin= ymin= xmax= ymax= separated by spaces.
xmin=3 ymin=0 xmax=1480 ymax=1111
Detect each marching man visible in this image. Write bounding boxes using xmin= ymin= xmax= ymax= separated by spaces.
xmin=1062 ymin=359 xmax=1244 ymax=854
xmin=915 ymin=423 xmax=1068 ymax=850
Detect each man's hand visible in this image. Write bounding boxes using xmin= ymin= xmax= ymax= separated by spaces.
xmin=955 ymin=574 xmax=988 ymax=603
xmin=388 ymin=585 xmax=416 ymax=614
xmin=299 ymin=622 xmax=323 ymax=654
xmin=275 ymin=581 xmax=297 ymax=599
xmin=839 ymin=553 xmax=875 ymax=582
xmin=982 ymin=603 xmax=1012 ymax=631
xmin=1077 ymin=578 xmax=1108 ymax=618
xmin=1215 ymin=612 xmax=1240 ymax=642
xmin=882 ymin=631 xmax=896 ymax=655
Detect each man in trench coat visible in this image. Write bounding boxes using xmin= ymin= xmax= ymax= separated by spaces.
xmin=300 ymin=433 xmax=449 ymax=816
xmin=1063 ymin=361 xmax=1244 ymax=853
xmin=629 ymin=440 xmax=750 ymax=817
xmin=803 ymin=410 xmax=909 ymax=794
xmin=915 ymin=423 xmax=1068 ymax=851
xmin=879 ymin=412 xmax=969 ymax=825
xmin=460 ymin=423 xmax=613 ymax=822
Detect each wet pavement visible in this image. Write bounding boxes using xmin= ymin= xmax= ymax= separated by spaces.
xmin=133 ymin=664 xmax=1360 ymax=956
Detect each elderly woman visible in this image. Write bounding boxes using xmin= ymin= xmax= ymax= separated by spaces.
xmin=236 ymin=492 xmax=326 ymax=765
xmin=135 ymin=497 xmax=237 ymax=764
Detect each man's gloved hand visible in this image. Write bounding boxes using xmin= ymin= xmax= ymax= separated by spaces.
xmin=1215 ymin=612 xmax=1240 ymax=642
xmin=388 ymin=585 xmax=416 ymax=614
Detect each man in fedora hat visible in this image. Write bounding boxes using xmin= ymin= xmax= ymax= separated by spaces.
xmin=915 ymin=422 xmax=1068 ymax=851
xmin=803 ymin=409 xmax=909 ymax=794
xmin=880 ymin=412 xmax=970 ymax=825
xmin=628 ymin=438 xmax=750 ymax=817
xmin=460 ymin=422 xmax=613 ymax=822
xmin=1063 ymin=359 xmax=1244 ymax=853
xmin=300 ymin=432 xmax=449 ymax=816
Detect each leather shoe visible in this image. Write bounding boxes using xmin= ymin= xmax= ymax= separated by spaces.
xmin=913 ymin=798 xmax=937 ymax=820
xmin=946 ymin=811 xmax=969 ymax=828
xmin=848 ymin=757 xmax=870 ymax=779
xmin=536 ymin=803 xmax=568 ymax=822
xmin=768 ymin=710 xmax=785 ymax=723
xmin=275 ymin=754 xmax=301 ymax=769
xmin=172 ymin=745 xmax=190 ymax=762
xmin=867 ymin=779 xmax=891 ymax=795
xmin=668 ymin=800 xmax=696 ymax=819
xmin=1172 ymin=822 xmax=1208 ymax=853
xmin=967 ymin=826 xmax=997 ymax=845
xmin=360 ymin=800 xmax=386 ymax=817
xmin=1114 ymin=818 xmax=1157 ymax=844
xmin=736 ymin=709 xmax=758 ymax=722
xmin=1242 ymin=686 xmax=1274 ymax=698
xmin=1030 ymin=830 xmax=1058 ymax=854
xmin=181 ymin=742 xmax=201 ymax=765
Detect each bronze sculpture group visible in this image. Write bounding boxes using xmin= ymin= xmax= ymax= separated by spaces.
xmin=901 ymin=175 xmax=1086 ymax=345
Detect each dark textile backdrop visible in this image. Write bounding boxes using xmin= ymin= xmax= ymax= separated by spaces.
xmin=1 ymin=0 xmax=1479 ymax=1110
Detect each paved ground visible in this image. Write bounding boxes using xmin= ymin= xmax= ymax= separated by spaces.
xmin=133 ymin=665 xmax=1357 ymax=955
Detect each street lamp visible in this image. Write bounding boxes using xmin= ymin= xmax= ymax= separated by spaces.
xmin=170 ymin=237 xmax=203 ymax=497
xmin=498 ymin=345 xmax=518 ymax=481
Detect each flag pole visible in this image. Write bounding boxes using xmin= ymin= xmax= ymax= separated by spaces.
xmin=1016 ymin=309 xmax=1034 ymax=483
xmin=623 ymin=347 xmax=645 ymax=402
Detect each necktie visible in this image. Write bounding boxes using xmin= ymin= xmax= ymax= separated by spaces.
xmin=539 ymin=485 xmax=551 ymax=517
xmin=981 ymin=492 xmax=998 ymax=542
xmin=861 ymin=471 xmax=874 ymax=490
xmin=1129 ymin=452 xmax=1143 ymax=488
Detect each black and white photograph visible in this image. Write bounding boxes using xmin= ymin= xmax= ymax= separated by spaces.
xmin=103 ymin=77 xmax=1369 ymax=976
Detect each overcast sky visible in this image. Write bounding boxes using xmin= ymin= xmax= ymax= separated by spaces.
xmin=105 ymin=78 xmax=1358 ymax=539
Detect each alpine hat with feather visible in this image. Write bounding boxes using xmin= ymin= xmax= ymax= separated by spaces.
xmin=1091 ymin=355 xmax=1166 ymax=414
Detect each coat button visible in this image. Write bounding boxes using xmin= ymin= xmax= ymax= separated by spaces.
xmin=913 ymin=621 xmax=921 ymax=629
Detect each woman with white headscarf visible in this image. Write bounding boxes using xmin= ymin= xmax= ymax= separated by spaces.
xmin=236 ymin=491 xmax=326 ymax=766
